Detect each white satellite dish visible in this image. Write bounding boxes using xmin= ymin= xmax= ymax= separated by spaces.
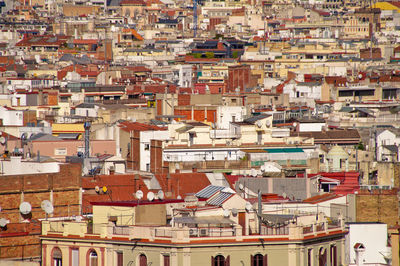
xmin=238 ymin=183 xmax=244 ymax=190
xmin=0 ymin=218 xmax=9 ymax=227
xmin=223 ymin=209 xmax=230 ymax=218
xmin=245 ymin=202 xmax=252 ymax=212
xmin=19 ymin=202 xmax=32 ymax=215
xmin=231 ymin=208 xmax=238 ymax=216
xmin=177 ymin=195 xmax=182 ymax=199
xmin=95 ymin=186 xmax=100 ymax=193
xmin=147 ymin=191 xmax=155 ymax=201
xmin=157 ymin=190 xmax=165 ymax=200
xmin=41 ymin=200 xmax=54 ymax=214
xmin=266 ymin=120 xmax=271 ymax=127
xmin=251 ymin=168 xmax=257 ymax=177
xmin=282 ymin=192 xmax=287 ymax=199
xmin=0 ymin=137 xmax=6 ymax=145
xmin=75 ymin=216 xmax=82 ymax=222
xmin=135 ymin=190 xmax=143 ymax=200
xmin=256 ymin=121 xmax=262 ymax=128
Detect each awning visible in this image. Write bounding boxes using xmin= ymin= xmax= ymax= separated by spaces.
xmin=57 ymin=133 xmax=80 ymax=140
xmin=174 ymin=216 xmax=234 ymax=225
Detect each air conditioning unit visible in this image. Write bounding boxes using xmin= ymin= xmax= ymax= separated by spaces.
xmin=199 ymin=229 xmax=208 ymax=236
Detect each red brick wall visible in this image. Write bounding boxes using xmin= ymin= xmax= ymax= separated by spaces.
xmin=227 ymin=65 xmax=251 ymax=93
xmin=128 ymin=130 xmax=140 ymax=170
xmin=0 ymin=163 xmax=81 ymax=259
xmin=150 ymin=140 xmax=164 ymax=174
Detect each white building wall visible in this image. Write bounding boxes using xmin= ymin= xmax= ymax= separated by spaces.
xmin=298 ymin=122 xmax=325 ymax=132
xmin=346 ymin=223 xmax=388 ymax=265
xmin=216 ymin=106 xmax=246 ymax=129
xmin=0 ymin=108 xmax=23 ymax=126
xmin=140 ymin=130 xmax=170 ymax=171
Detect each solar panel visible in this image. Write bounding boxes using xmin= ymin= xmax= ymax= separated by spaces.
xmin=207 ymin=192 xmax=232 ymax=206
xmin=195 ymin=185 xmax=224 ymax=199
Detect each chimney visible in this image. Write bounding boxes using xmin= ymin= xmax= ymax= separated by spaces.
xmin=167 ymin=173 xmax=172 ymax=193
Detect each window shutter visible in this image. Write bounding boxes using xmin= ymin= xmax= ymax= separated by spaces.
xmin=251 ymin=255 xmax=254 ymax=266
xmin=225 ymin=255 xmax=230 ymax=266
xmin=211 ymin=256 xmax=214 ymax=266
xmin=264 ymin=254 xmax=268 ymax=266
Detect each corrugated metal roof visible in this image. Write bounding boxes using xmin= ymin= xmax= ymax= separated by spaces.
xmin=196 ymin=185 xmax=225 ymax=199
xmin=207 ymin=192 xmax=232 ymax=206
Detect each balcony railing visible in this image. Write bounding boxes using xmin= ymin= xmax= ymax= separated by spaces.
xmin=210 ymin=129 xmax=241 ymax=139
xmin=42 ymin=218 xmax=344 ymax=242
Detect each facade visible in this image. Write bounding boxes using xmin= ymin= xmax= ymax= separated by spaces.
xmin=41 ymin=188 xmax=347 ymax=266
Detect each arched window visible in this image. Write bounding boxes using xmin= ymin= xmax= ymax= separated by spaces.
xmin=52 ymin=247 xmax=62 ymax=266
xmin=319 ymin=247 xmax=327 ymax=266
xmin=89 ymin=250 xmax=98 ymax=266
xmin=139 ymin=254 xmax=147 ymax=266
xmin=212 ymin=255 xmax=230 ymax=266
xmin=251 ymin=254 xmax=268 ymax=266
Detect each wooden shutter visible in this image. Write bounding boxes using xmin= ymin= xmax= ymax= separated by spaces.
xmin=251 ymin=255 xmax=254 ymax=266
xmin=211 ymin=256 xmax=214 ymax=266
xmin=263 ymin=254 xmax=268 ymax=266
xmin=225 ymin=255 xmax=230 ymax=266
xmin=117 ymin=252 xmax=123 ymax=266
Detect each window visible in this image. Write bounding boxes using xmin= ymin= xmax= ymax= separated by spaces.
xmin=319 ymin=154 xmax=324 ymax=163
xmin=116 ymin=252 xmax=123 ymax=266
xmin=54 ymin=148 xmax=67 ymax=156
xmin=251 ymin=254 xmax=267 ymax=266
xmin=163 ymin=254 xmax=170 ymax=266
xmin=71 ymin=249 xmax=79 ymax=266
xmin=52 ymin=247 xmax=62 ymax=266
xmin=89 ymin=250 xmax=98 ymax=266
xmin=308 ymin=249 xmax=312 ymax=266
xmin=139 ymin=254 xmax=147 ymax=266
xmin=330 ymin=245 xmax=337 ymax=266
xmin=212 ymin=255 xmax=229 ymax=266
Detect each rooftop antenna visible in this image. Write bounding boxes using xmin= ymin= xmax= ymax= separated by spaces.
xmin=193 ymin=0 xmax=198 ymax=37
xmin=84 ymin=121 xmax=91 ymax=158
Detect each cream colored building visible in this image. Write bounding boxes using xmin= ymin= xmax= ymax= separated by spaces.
xmin=41 ymin=186 xmax=347 ymax=266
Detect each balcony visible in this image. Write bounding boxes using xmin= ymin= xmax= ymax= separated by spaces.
xmin=209 ymin=129 xmax=241 ymax=139
xmin=42 ymin=217 xmax=345 ymax=243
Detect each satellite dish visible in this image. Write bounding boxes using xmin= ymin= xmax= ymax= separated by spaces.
xmin=231 ymin=208 xmax=238 ymax=216
xmin=177 ymin=195 xmax=182 ymax=199
xmin=19 ymin=202 xmax=32 ymax=215
xmin=245 ymin=202 xmax=252 ymax=212
xmin=147 ymin=191 xmax=155 ymax=201
xmin=157 ymin=190 xmax=164 ymax=200
xmin=282 ymin=192 xmax=287 ymax=199
xmin=238 ymin=183 xmax=244 ymax=190
xmin=0 ymin=137 xmax=6 ymax=145
xmin=135 ymin=190 xmax=143 ymax=200
xmin=0 ymin=218 xmax=9 ymax=227
xmin=102 ymin=186 xmax=107 ymax=193
xmin=41 ymin=200 xmax=54 ymax=214
xmin=251 ymin=168 xmax=257 ymax=177
xmin=256 ymin=121 xmax=262 ymax=128
xmin=223 ymin=209 xmax=230 ymax=218
xmin=266 ymin=120 xmax=271 ymax=127
xmin=95 ymin=186 xmax=100 ymax=193
xmin=21 ymin=133 xmax=27 ymax=141
xmin=75 ymin=216 xmax=82 ymax=222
